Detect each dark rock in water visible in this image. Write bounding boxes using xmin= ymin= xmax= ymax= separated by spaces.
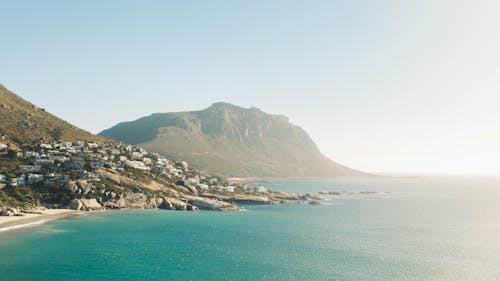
xmin=319 ymin=190 xmax=342 ymax=195
xmin=309 ymin=200 xmax=323 ymax=205
xmin=305 ymin=194 xmax=326 ymax=201
xmin=187 ymin=205 xmax=199 ymax=211
xmin=359 ymin=191 xmax=377 ymax=195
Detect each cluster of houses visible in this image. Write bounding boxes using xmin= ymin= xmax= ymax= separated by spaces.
xmin=0 ymin=140 xmax=269 ymax=194
xmin=0 ymin=141 xmax=187 ymax=188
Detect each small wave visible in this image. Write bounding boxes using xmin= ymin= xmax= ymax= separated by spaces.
xmin=0 ymin=220 xmax=47 ymax=232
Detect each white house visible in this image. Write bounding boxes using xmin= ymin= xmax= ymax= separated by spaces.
xmin=126 ymin=160 xmax=150 ymax=171
xmin=55 ymin=142 xmax=73 ymax=150
xmin=254 ymin=186 xmax=269 ymax=193
xmin=217 ymin=185 xmax=235 ymax=192
xmin=40 ymin=143 xmax=53 ymax=149
xmin=87 ymin=142 xmax=99 ymax=149
xmin=132 ymin=152 xmax=144 ymax=159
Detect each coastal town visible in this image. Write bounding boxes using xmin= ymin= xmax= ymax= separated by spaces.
xmin=1 ymin=139 xmax=220 ymax=190
xmin=0 ymin=138 xmax=311 ymax=216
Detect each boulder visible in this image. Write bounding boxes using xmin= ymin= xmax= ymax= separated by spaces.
xmin=114 ymin=197 xmax=127 ymax=208
xmin=69 ymin=199 xmax=84 ymax=211
xmin=77 ymin=181 xmax=94 ymax=196
xmin=169 ymin=198 xmax=188 ymax=210
xmin=227 ymin=195 xmax=272 ymax=205
xmin=0 ymin=207 xmax=20 ymax=216
xmin=69 ymin=199 xmax=103 ymax=211
xmin=123 ymin=193 xmax=148 ymax=209
xmin=159 ymin=197 xmax=188 ymax=210
xmin=185 ymin=196 xmax=239 ymax=211
xmin=103 ymin=201 xmax=121 ymax=209
xmin=81 ymin=199 xmax=103 ymax=210
xmin=187 ymin=205 xmax=199 ymax=211
xmin=155 ymin=197 xmax=165 ymax=206
xmin=67 ymin=181 xmax=79 ymax=193
xmin=306 ymin=194 xmax=326 ymax=201
xmin=309 ymin=200 xmax=323 ymax=205
xmin=159 ymin=197 xmax=174 ymax=210
xmin=185 ymin=184 xmax=199 ymax=195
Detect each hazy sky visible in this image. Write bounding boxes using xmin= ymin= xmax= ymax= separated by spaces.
xmin=1 ymin=0 xmax=499 ymax=175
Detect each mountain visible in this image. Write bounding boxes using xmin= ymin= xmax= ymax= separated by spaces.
xmin=0 ymin=85 xmax=305 ymax=212
xmin=0 ymin=84 xmax=106 ymax=145
xmin=99 ymin=102 xmax=366 ymax=177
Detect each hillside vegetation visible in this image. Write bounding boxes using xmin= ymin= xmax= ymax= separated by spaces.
xmin=0 ymin=84 xmax=107 ymax=145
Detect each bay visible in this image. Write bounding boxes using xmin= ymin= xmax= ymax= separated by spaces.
xmin=1 ymin=176 xmax=499 ymax=281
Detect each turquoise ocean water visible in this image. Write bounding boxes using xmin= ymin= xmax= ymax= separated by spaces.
xmin=1 ymin=177 xmax=500 ymax=281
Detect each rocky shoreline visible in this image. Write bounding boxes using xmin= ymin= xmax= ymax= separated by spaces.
xmin=0 ymin=139 xmax=322 ymax=215
xmin=62 ymin=189 xmax=319 ymax=212
xmin=0 ymin=190 xmax=326 ymax=233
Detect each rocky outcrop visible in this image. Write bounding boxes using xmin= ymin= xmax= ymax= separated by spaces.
xmin=185 ymin=196 xmax=239 ymax=211
xmin=304 ymin=194 xmax=326 ymax=201
xmin=97 ymin=168 xmax=167 ymax=192
xmin=66 ymin=180 xmax=99 ymax=196
xmin=0 ymin=207 xmax=21 ymax=216
xmin=158 ymin=197 xmax=188 ymax=211
xmin=227 ymin=195 xmax=272 ymax=205
xmin=123 ymin=193 xmax=149 ymax=209
xmin=200 ymin=192 xmax=304 ymax=205
xmin=69 ymin=199 xmax=103 ymax=211
xmin=102 ymin=201 xmax=122 ymax=209
xmin=100 ymin=192 xmax=157 ymax=209
xmin=308 ymin=200 xmax=323 ymax=205
xmin=272 ymin=192 xmax=305 ymax=201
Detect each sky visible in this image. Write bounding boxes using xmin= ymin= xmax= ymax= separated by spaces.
xmin=1 ymin=0 xmax=499 ymax=175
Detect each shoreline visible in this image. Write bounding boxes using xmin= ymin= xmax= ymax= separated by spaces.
xmin=0 ymin=209 xmax=79 ymax=233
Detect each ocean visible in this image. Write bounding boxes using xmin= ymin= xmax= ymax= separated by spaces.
xmin=1 ymin=176 xmax=499 ymax=281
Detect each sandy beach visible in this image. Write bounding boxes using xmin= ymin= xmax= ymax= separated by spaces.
xmin=0 ymin=209 xmax=79 ymax=233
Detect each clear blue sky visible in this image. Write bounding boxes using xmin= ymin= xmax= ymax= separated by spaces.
xmin=1 ymin=0 xmax=499 ymax=175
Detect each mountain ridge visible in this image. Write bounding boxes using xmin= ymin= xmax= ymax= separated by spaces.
xmin=100 ymin=103 xmax=367 ymax=177
xmin=0 ymin=84 xmax=108 ymax=145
